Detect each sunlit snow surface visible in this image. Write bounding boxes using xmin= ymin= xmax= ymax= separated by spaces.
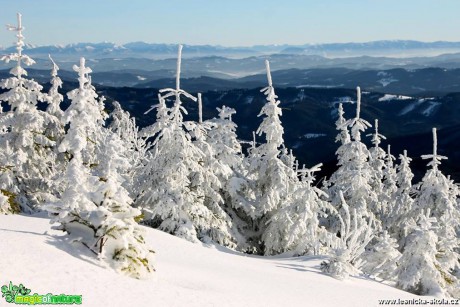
xmin=0 ymin=214 xmax=424 ymax=307
xmin=378 ymin=94 xmax=413 ymax=102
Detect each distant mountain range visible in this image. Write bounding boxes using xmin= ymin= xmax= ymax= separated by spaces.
xmin=134 ymin=67 xmax=460 ymax=96
xmin=4 ymin=66 xmax=460 ymax=95
xmin=4 ymin=48 xmax=460 ymax=85
xmin=3 ymin=40 xmax=460 ymax=59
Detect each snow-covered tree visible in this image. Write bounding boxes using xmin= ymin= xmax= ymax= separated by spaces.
xmin=95 ymin=179 xmax=156 ymax=279
xmin=0 ymin=75 xmax=16 ymax=214
xmin=206 ymin=105 xmax=243 ymax=178
xmin=135 ymin=45 xmax=237 ymax=247
xmin=108 ymin=101 xmax=147 ymax=195
xmin=93 ymin=132 xmax=155 ymax=279
xmin=388 ymin=150 xmax=415 ymax=247
xmin=188 ymin=93 xmax=241 ymax=246
xmin=204 ymin=104 xmax=250 ymax=247
xmin=335 ymin=103 xmax=350 ymax=145
xmin=243 ymin=61 xmax=295 ymax=214
xmin=45 ymin=55 xmax=64 ymax=120
xmin=46 ymin=133 xmax=155 ymax=279
xmin=414 ymin=128 xmax=460 ymax=223
xmin=0 ymin=13 xmax=43 ymax=111
xmin=380 ymin=144 xmax=398 ymax=227
xmin=45 ymin=56 xmax=107 ymax=236
xmin=410 ymin=128 xmax=460 ymax=292
xmin=253 ymin=61 xmax=284 ymax=160
xmin=0 ymin=142 xmax=20 ymax=214
xmin=396 ymin=210 xmax=459 ymax=297
xmin=263 ymin=163 xmax=335 ymax=256
xmin=321 ymin=192 xmax=375 ymax=280
xmin=366 ymin=119 xmax=386 ymax=219
xmin=109 ymin=101 xmax=147 ymax=165
xmin=44 ymin=57 xmax=65 ymax=143
xmin=40 ymin=56 xmax=67 ymax=197
xmin=325 ymin=87 xmax=379 ymax=232
xmin=396 ymin=150 xmax=414 ymax=192
xmin=43 ymin=55 xmax=65 ymax=145
xmin=0 ymin=140 xmax=18 ymax=214
xmin=0 ymin=13 xmax=58 ymax=212
xmin=45 ymin=57 xmax=107 ymax=233
xmin=231 ymin=60 xmax=298 ymax=252
xmin=250 ymin=60 xmax=297 ymax=214
xmin=58 ymin=57 xmax=107 ymax=169
xmin=45 ymin=58 xmax=155 ymax=278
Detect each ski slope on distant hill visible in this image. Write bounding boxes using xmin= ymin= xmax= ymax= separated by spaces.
xmin=0 ymin=214 xmax=427 ymax=307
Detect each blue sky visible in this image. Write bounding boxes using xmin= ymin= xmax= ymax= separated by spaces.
xmin=0 ymin=0 xmax=458 ymax=47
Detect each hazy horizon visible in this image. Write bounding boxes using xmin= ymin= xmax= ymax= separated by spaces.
xmin=4 ymin=39 xmax=460 ymax=49
xmin=1 ymin=0 xmax=459 ymax=47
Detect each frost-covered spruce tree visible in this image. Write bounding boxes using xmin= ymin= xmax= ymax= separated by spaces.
xmin=0 ymin=142 xmax=20 ymax=214
xmin=93 ymin=132 xmax=155 ymax=278
xmin=366 ymin=119 xmax=386 ymax=219
xmin=0 ymin=13 xmax=58 ymax=212
xmin=388 ymin=150 xmax=415 ymax=246
xmin=325 ymin=103 xmax=350 ymax=190
xmin=109 ymin=101 xmax=147 ymax=166
xmin=132 ymin=94 xmax=168 ymax=198
xmin=186 ymin=93 xmax=221 ymax=184
xmin=414 ymin=128 xmax=460 ymax=223
xmin=41 ymin=55 xmax=67 ymax=197
xmin=203 ymin=103 xmax=250 ymax=247
xmin=237 ymin=60 xmax=297 ymax=252
xmin=109 ymin=101 xmax=147 ymax=164
xmin=45 ymin=56 xmax=65 ymax=143
xmin=263 ymin=163 xmax=336 ymax=256
xmin=320 ymin=192 xmax=374 ymax=280
xmin=0 ymin=64 xmax=16 ymax=215
xmin=0 ymin=110 xmax=17 ymax=214
xmin=0 ymin=101 xmax=8 ymax=134
xmin=108 ymin=101 xmax=147 ymax=196
xmin=206 ymin=105 xmax=244 ymax=182
xmin=396 ymin=211 xmax=460 ymax=297
xmin=413 ymin=128 xmax=460 ymax=282
xmin=325 ymin=87 xmax=379 ymax=232
xmin=249 ymin=60 xmax=295 ymax=216
xmin=45 ymin=55 xmax=64 ymax=120
xmin=335 ymin=103 xmax=350 ymax=145
xmin=189 ymin=93 xmax=242 ymax=246
xmin=322 ymin=102 xmax=348 ymax=190
xmin=249 ymin=61 xmax=296 ymax=217
xmin=360 ymin=230 xmax=401 ymax=280
xmin=436 ymin=212 xmax=460 ymax=290
xmin=205 ymin=104 xmax=246 ymax=197
xmin=58 ymin=57 xmax=107 ymax=170
xmin=379 ymin=144 xmax=398 ymax=228
xmin=44 ymin=56 xmax=65 ymax=141
xmin=138 ymin=93 xmax=169 ymax=142
xmin=46 ymin=57 xmax=107 ymax=236
xmin=47 ymin=135 xmax=156 ymax=279
xmin=45 ymin=59 xmax=155 ymax=278
xmin=135 ymin=45 xmax=236 ymax=247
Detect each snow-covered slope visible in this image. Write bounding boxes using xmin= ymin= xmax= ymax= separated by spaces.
xmin=0 ymin=214 xmax=423 ymax=307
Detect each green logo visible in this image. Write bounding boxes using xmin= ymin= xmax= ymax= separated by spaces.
xmin=1 ymin=281 xmax=82 ymax=305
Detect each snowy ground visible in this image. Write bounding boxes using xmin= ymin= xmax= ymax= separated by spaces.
xmin=0 ymin=214 xmax=426 ymax=307
xmin=378 ymin=94 xmax=413 ymax=102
